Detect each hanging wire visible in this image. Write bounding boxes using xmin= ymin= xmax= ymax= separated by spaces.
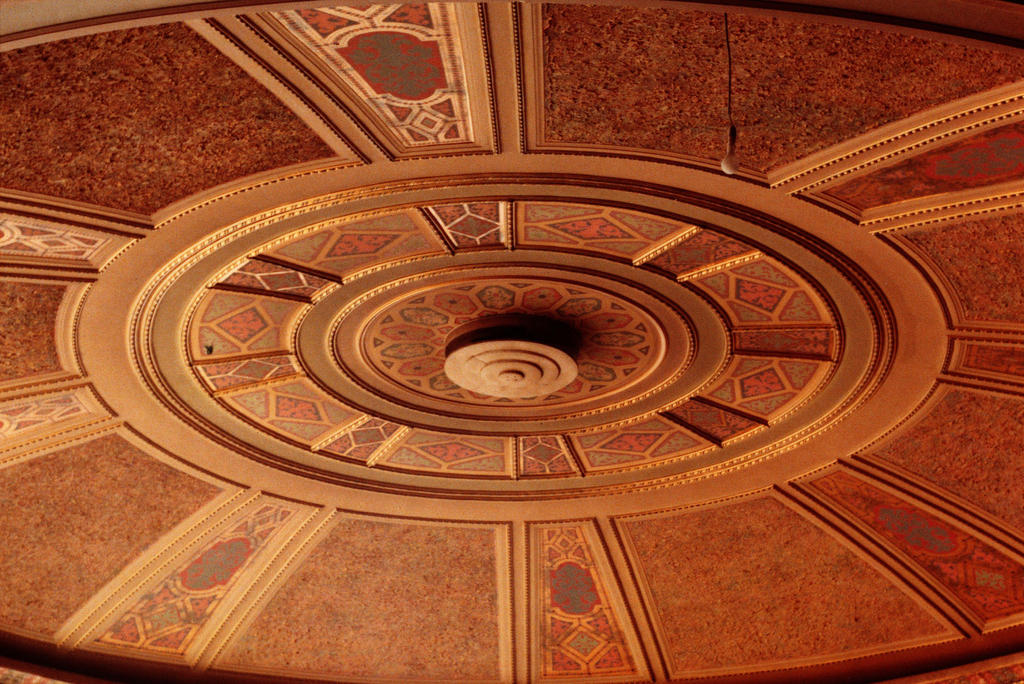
xmin=721 ymin=13 xmax=739 ymax=174
xmin=725 ymin=12 xmax=733 ymax=127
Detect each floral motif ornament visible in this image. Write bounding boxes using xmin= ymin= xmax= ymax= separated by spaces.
xmin=359 ymin=278 xmax=663 ymax=406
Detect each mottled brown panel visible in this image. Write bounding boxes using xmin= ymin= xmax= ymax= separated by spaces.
xmin=903 ymin=213 xmax=1024 ymax=324
xmin=0 ymin=24 xmax=334 ymax=213
xmin=0 ymin=281 xmax=64 ymax=383
xmin=542 ymin=7 xmax=1024 ymax=171
xmin=0 ymin=434 xmax=221 ymax=635
xmin=623 ymin=498 xmax=945 ymax=672
xmin=224 ymin=517 xmax=501 ymax=679
xmin=869 ymin=389 xmax=1024 ymax=532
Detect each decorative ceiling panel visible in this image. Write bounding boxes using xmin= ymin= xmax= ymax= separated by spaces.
xmin=377 ymin=429 xmax=513 ymax=477
xmin=193 ymin=355 xmax=299 ymax=393
xmin=265 ymin=3 xmax=493 ymax=155
xmin=539 ymin=6 xmax=1024 ymax=171
xmin=690 ymin=256 xmax=833 ymax=327
xmin=260 ymin=209 xmax=445 ymax=280
xmin=0 ymin=389 xmax=105 ymax=445
xmin=898 ymin=212 xmax=1024 ymax=326
xmin=425 ymin=201 xmax=507 ymax=250
xmin=0 ymin=434 xmax=221 ymax=636
xmin=222 ymin=377 xmax=360 ymax=446
xmin=569 ymin=415 xmax=711 ymax=473
xmin=0 ymin=213 xmax=113 ymax=266
xmin=703 ymin=355 xmax=831 ymax=422
xmin=218 ymin=260 xmax=333 ymax=300
xmin=93 ymin=503 xmax=296 ymax=658
xmin=531 ymin=522 xmax=644 ymax=679
xmin=517 ymin=435 xmax=577 ymax=477
xmin=0 ymin=281 xmax=65 ymax=385
xmin=948 ymin=340 xmax=1024 ymax=386
xmin=811 ymin=471 xmax=1024 ymax=623
xmin=218 ymin=516 xmax=506 ymax=680
xmin=319 ymin=416 xmax=404 ymax=463
xmin=619 ymin=497 xmax=949 ymax=676
xmin=0 ymin=24 xmax=336 ymax=214
xmin=664 ymin=400 xmax=762 ymax=444
xmin=190 ymin=291 xmax=304 ymax=360
xmin=731 ymin=327 xmax=836 ymax=360
xmin=864 ymin=388 xmax=1024 ymax=533
xmin=823 ymin=121 xmax=1024 ymax=210
xmin=644 ymin=228 xmax=758 ymax=279
xmin=516 ymin=201 xmax=691 ymax=261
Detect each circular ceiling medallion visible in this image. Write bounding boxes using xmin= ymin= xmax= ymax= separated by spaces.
xmin=442 ymin=315 xmax=581 ymax=398
xmin=103 ymin=185 xmax=903 ymax=498
xmin=341 ymin=272 xmax=679 ymax=417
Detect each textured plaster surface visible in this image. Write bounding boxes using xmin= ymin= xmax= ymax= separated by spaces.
xmin=0 ymin=435 xmax=220 ymax=635
xmin=904 ymin=213 xmax=1024 ymax=323
xmin=224 ymin=517 xmax=501 ymax=679
xmin=0 ymin=281 xmax=64 ymax=383
xmin=0 ymin=24 xmax=333 ymax=213
xmin=623 ymin=497 xmax=945 ymax=671
xmin=869 ymin=389 xmax=1024 ymax=532
xmin=542 ymin=7 xmax=1024 ymax=171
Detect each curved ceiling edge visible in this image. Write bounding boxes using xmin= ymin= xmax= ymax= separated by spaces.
xmin=4 ymin=0 xmax=1024 ymax=50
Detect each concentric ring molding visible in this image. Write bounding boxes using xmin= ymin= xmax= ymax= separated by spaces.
xmin=76 ymin=157 xmax=945 ymax=515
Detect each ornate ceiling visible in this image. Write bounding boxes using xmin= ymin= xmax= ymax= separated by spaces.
xmin=1 ymin=2 xmax=1023 ymax=682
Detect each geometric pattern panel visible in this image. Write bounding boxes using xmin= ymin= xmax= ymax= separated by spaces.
xmin=647 ymin=229 xmax=757 ymax=278
xmin=0 ymin=392 xmax=91 ymax=441
xmin=866 ymin=389 xmax=1024 ymax=535
xmin=704 ymin=356 xmax=830 ymax=421
xmin=811 ymin=471 xmax=1024 ymax=622
xmin=570 ymin=415 xmax=710 ymax=473
xmin=221 ymin=517 xmax=502 ymax=679
xmin=193 ymin=355 xmax=299 ymax=393
xmin=219 ymin=260 xmax=332 ymax=299
xmin=518 ymin=436 xmax=577 ymax=477
xmin=362 ymin=278 xmax=661 ymax=405
xmin=319 ymin=416 xmax=403 ymax=463
xmin=825 ymin=121 xmax=1024 ymax=210
xmin=223 ymin=377 xmax=360 ymax=445
xmin=903 ymin=213 xmax=1024 ymax=325
xmin=0 ymin=434 xmax=221 ymax=636
xmin=425 ymin=201 xmax=506 ymax=249
xmin=0 ymin=213 xmax=109 ymax=261
xmin=692 ymin=257 xmax=831 ymax=326
xmin=534 ymin=524 xmax=638 ymax=678
xmin=665 ymin=400 xmax=762 ymax=444
xmin=732 ymin=327 xmax=836 ymax=360
xmin=262 ymin=210 xmax=444 ymax=281
xmin=952 ymin=341 xmax=1024 ymax=383
xmin=96 ymin=504 xmax=295 ymax=656
xmin=271 ymin=4 xmax=475 ymax=147
xmin=517 ymin=201 xmax=689 ymax=260
xmin=190 ymin=291 xmax=303 ymax=360
xmin=379 ymin=428 xmax=511 ymax=476
xmin=620 ymin=497 xmax=947 ymax=672
xmin=0 ymin=281 xmax=65 ymax=384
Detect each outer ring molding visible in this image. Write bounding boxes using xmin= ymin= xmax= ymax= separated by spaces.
xmin=75 ymin=156 xmax=945 ymax=516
